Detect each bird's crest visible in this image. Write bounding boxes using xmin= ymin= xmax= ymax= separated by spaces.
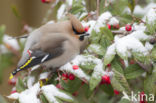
xmin=67 ymin=13 xmax=85 ymax=34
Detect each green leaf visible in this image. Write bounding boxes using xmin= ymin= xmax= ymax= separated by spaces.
xmin=128 ymin=0 xmax=135 ymax=14
xmin=16 ymin=77 xmax=26 ymax=92
xmin=88 ymin=44 xmax=105 ymax=56
xmin=0 ymin=25 xmax=6 ymax=44
xmin=132 ymin=52 xmax=150 ymax=63
xmin=82 ymin=84 xmax=93 ymax=98
xmin=56 ymin=89 xmax=79 ymax=103
xmin=144 ymin=64 xmax=156 ymax=96
xmin=100 ymin=84 xmax=114 ymax=96
xmin=100 ymin=27 xmax=114 ymax=41
xmin=146 ymin=19 xmax=156 ymax=35
xmin=112 ymin=69 xmax=131 ymax=95
xmin=104 ymin=44 xmax=116 ymax=66
xmin=111 ymin=57 xmax=124 ymax=74
xmin=151 ymin=47 xmax=156 ymax=62
xmin=40 ymin=94 xmax=49 ymax=103
xmin=79 ymin=61 xmax=96 ymax=71
xmin=99 ymin=35 xmax=111 ymax=49
xmin=89 ymin=30 xmax=102 ymax=44
xmin=118 ymin=98 xmax=131 ymax=103
xmin=11 ymin=5 xmax=21 ymax=19
xmin=124 ymin=64 xmax=144 ymax=79
xmin=60 ymin=78 xmax=81 ymax=93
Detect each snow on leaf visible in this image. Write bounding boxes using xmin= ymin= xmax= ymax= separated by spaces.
xmin=7 ymin=93 xmax=20 ymax=100
xmin=129 ymin=30 xmax=152 ymax=41
xmin=88 ymin=44 xmax=105 ymax=56
xmin=143 ymin=8 xmax=156 ymax=24
xmin=60 ymin=55 xmax=90 ymax=81
xmin=104 ymin=44 xmax=116 ymax=65
xmin=41 ymin=85 xmax=76 ymax=103
xmin=94 ymin=11 xmax=112 ymax=32
xmin=18 ymin=83 xmax=41 ymax=103
xmin=89 ymin=58 xmax=104 ymax=91
xmin=108 ymin=17 xmax=119 ymax=25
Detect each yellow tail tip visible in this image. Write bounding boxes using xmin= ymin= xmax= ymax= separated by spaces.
xmin=9 ymin=74 xmax=14 ymax=80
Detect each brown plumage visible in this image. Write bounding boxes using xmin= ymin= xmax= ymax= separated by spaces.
xmin=10 ymin=14 xmax=89 ymax=78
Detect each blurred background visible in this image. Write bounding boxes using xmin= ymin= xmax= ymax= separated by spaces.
xmin=0 ymin=0 xmax=156 ymax=103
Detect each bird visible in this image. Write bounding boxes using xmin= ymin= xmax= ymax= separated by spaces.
xmin=9 ymin=13 xmax=89 ymax=79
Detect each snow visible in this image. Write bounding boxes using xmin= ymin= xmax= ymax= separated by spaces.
xmin=3 ymin=35 xmax=20 ymax=50
xmin=57 ymin=4 xmax=66 ymax=20
xmin=41 ymin=85 xmax=73 ymax=103
xmin=60 ymin=55 xmax=106 ymax=81
xmin=116 ymin=35 xmax=149 ymax=56
xmin=94 ymin=11 xmax=112 ymax=32
xmin=27 ymin=76 xmax=35 ymax=88
xmin=133 ymin=23 xmax=146 ymax=31
xmin=60 ymin=55 xmax=90 ymax=81
xmin=108 ymin=17 xmax=119 ymax=25
xmin=7 ymin=93 xmax=20 ymax=100
xmin=39 ymin=72 xmax=50 ymax=80
xmin=106 ymin=30 xmax=151 ymax=60
xmin=105 ymin=44 xmax=116 ymax=55
xmin=134 ymin=3 xmax=156 ymax=15
xmin=145 ymin=42 xmax=153 ymax=51
xmin=82 ymin=20 xmax=96 ymax=34
xmin=129 ymin=30 xmax=152 ymax=41
xmin=66 ymin=0 xmax=73 ymax=6
xmin=143 ymin=8 xmax=156 ymax=24
xmin=7 ymin=83 xmax=41 ymax=103
xmin=19 ymin=83 xmax=40 ymax=103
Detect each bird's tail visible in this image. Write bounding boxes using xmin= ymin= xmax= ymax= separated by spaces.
xmin=9 ymin=51 xmax=52 ymax=79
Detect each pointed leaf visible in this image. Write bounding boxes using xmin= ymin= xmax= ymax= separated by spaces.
xmin=16 ymin=78 xmax=26 ymax=92
xmin=124 ymin=64 xmax=144 ymax=79
xmin=112 ymin=69 xmax=131 ymax=95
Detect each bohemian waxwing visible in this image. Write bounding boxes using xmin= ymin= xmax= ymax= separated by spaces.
xmin=9 ymin=13 xmax=89 ymax=79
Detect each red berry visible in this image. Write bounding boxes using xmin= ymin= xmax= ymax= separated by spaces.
xmin=81 ymin=81 xmax=85 ymax=85
xmin=72 ymin=91 xmax=78 ymax=96
xmin=113 ymin=24 xmax=120 ymax=29
xmin=56 ymin=84 xmax=63 ymax=89
xmin=125 ymin=24 xmax=132 ymax=31
xmin=41 ymin=0 xmax=51 ymax=3
xmin=107 ymin=24 xmax=111 ymax=29
xmin=8 ymin=77 xmax=17 ymax=85
xmin=107 ymin=64 xmax=111 ymax=68
xmin=140 ymin=92 xmax=147 ymax=103
xmin=84 ymin=26 xmax=89 ymax=32
xmin=114 ymin=90 xmax=120 ymax=95
xmin=101 ymin=75 xmax=111 ymax=84
xmin=62 ymin=73 xmax=68 ymax=80
xmin=68 ymin=74 xmax=75 ymax=80
xmin=72 ymin=65 xmax=79 ymax=70
xmin=130 ymin=59 xmax=135 ymax=64
xmin=11 ymin=90 xmax=17 ymax=94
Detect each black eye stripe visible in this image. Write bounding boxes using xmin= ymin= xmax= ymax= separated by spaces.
xmin=72 ymin=26 xmax=85 ymax=35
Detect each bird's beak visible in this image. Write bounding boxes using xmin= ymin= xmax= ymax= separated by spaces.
xmin=80 ymin=32 xmax=90 ymax=37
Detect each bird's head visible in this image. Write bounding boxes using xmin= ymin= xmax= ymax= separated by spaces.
xmin=67 ymin=13 xmax=90 ymax=41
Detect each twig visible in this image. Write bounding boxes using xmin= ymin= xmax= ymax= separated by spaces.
xmin=136 ymin=61 xmax=149 ymax=72
xmin=132 ymin=15 xmax=146 ymax=24
xmin=10 ymin=34 xmax=29 ymax=39
xmin=96 ymin=0 xmax=100 ymax=18
xmin=111 ymin=30 xmax=133 ymax=35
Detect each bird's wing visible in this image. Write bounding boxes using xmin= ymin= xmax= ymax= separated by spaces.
xmin=11 ymin=33 xmax=68 ymax=76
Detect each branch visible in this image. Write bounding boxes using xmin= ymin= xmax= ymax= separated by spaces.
xmin=96 ymin=0 xmax=100 ymax=18
xmin=136 ymin=61 xmax=149 ymax=72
